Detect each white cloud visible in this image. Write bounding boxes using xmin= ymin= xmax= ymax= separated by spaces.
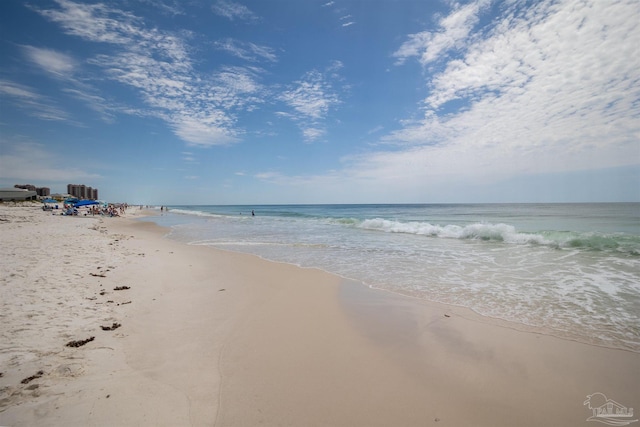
xmin=0 ymin=79 xmax=72 ymax=122
xmin=137 ymin=0 xmax=185 ymax=16
xmin=211 ymin=66 xmax=267 ymax=110
xmin=375 ymin=0 xmax=640 ymax=188
xmin=0 ymin=79 xmax=40 ymax=101
xmin=35 ymin=0 xmax=265 ymax=147
xmin=173 ymin=116 xmax=239 ymax=147
xmin=279 ymin=67 xmax=342 ymax=141
xmin=255 ymin=171 xmax=283 ymax=181
xmin=302 ymin=127 xmax=326 ymax=141
xmin=23 ymin=46 xmax=77 ymax=77
xmin=213 ymin=38 xmax=277 ymax=63
xmin=34 ymin=0 xmax=141 ymax=45
xmin=280 ymin=73 xmax=335 ymax=120
xmin=212 ymin=0 xmax=257 ymax=21
xmin=393 ymin=0 xmax=490 ymax=65
xmin=21 ymin=45 xmax=118 ymax=123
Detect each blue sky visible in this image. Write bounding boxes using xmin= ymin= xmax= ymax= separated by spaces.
xmin=0 ymin=0 xmax=638 ymax=204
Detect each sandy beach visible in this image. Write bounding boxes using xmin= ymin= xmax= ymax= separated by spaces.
xmin=1 ymin=203 xmax=638 ymax=426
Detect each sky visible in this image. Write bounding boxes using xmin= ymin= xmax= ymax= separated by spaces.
xmin=0 ymin=0 xmax=638 ymax=205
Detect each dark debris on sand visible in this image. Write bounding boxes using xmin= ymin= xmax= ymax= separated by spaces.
xmin=101 ymin=322 xmax=121 ymax=331
xmin=21 ymin=370 xmax=44 ymax=384
xmin=114 ymin=286 xmax=130 ymax=291
xmin=66 ymin=336 xmax=95 ymax=347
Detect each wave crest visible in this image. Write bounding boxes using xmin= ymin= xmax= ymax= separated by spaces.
xmin=357 ymin=218 xmax=639 ymax=254
xmin=359 ymin=219 xmax=541 ymax=242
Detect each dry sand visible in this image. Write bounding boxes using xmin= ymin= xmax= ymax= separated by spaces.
xmin=1 ymin=203 xmax=638 ymax=426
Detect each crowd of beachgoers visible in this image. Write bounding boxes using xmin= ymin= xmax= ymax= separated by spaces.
xmin=42 ymin=201 xmax=130 ymax=217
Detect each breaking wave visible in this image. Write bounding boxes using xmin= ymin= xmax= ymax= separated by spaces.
xmin=358 ymin=218 xmax=640 ymax=254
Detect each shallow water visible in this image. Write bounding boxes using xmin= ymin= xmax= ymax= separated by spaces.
xmin=147 ymin=203 xmax=640 ymax=351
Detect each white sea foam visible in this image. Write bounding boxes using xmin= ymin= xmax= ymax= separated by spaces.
xmin=359 ymin=218 xmax=557 ymax=245
xmin=169 ymin=208 xmax=222 ymax=218
xmin=357 ymin=218 xmax=640 ymax=255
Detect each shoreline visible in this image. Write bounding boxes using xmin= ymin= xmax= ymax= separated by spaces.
xmin=151 ymin=204 xmax=640 ymax=355
xmin=352 ymin=282 xmax=640 ymax=355
xmin=161 ymin=218 xmax=638 ymax=355
xmin=1 ymin=204 xmax=639 ymax=426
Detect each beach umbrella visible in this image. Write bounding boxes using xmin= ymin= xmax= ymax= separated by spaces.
xmin=73 ymin=200 xmax=99 ymax=207
xmin=42 ymin=198 xmax=58 ymax=203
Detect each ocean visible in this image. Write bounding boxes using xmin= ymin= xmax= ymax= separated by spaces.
xmin=145 ymin=203 xmax=640 ymax=352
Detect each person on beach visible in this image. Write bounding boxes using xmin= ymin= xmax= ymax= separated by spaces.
xmin=252 ymin=210 xmax=255 ymax=216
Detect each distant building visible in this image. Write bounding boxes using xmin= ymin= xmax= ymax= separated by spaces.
xmin=0 ymin=188 xmax=38 ymax=202
xmin=67 ymin=184 xmax=98 ymax=200
xmin=14 ymin=184 xmax=50 ymax=198
xmin=14 ymin=184 xmax=36 ymax=191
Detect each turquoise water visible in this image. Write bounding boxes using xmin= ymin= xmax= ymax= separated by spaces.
xmin=147 ymin=203 xmax=640 ymax=351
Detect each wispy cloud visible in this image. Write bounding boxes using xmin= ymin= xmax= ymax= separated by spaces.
xmin=61 ymin=88 xmax=116 ymax=123
xmin=278 ymin=64 xmax=344 ymax=141
xmin=21 ymin=45 xmax=118 ymax=123
xmin=280 ymin=72 xmax=336 ymax=120
xmin=211 ymin=0 xmax=257 ymax=21
xmin=393 ymin=0 xmax=490 ymax=66
xmin=323 ymin=2 xmax=356 ymax=29
xmin=34 ymin=0 xmax=265 ymax=147
xmin=181 ymin=151 xmax=198 ymax=163
xmin=23 ymin=46 xmax=77 ymax=77
xmin=0 ymin=79 xmax=73 ymax=122
xmin=137 ymin=0 xmax=185 ymax=16
xmin=255 ymin=171 xmax=284 ymax=181
xmin=339 ymin=14 xmax=355 ymax=27
xmin=34 ymin=0 xmax=141 ymax=45
xmin=213 ymin=38 xmax=277 ymax=63
xmin=211 ymin=66 xmax=267 ymax=110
